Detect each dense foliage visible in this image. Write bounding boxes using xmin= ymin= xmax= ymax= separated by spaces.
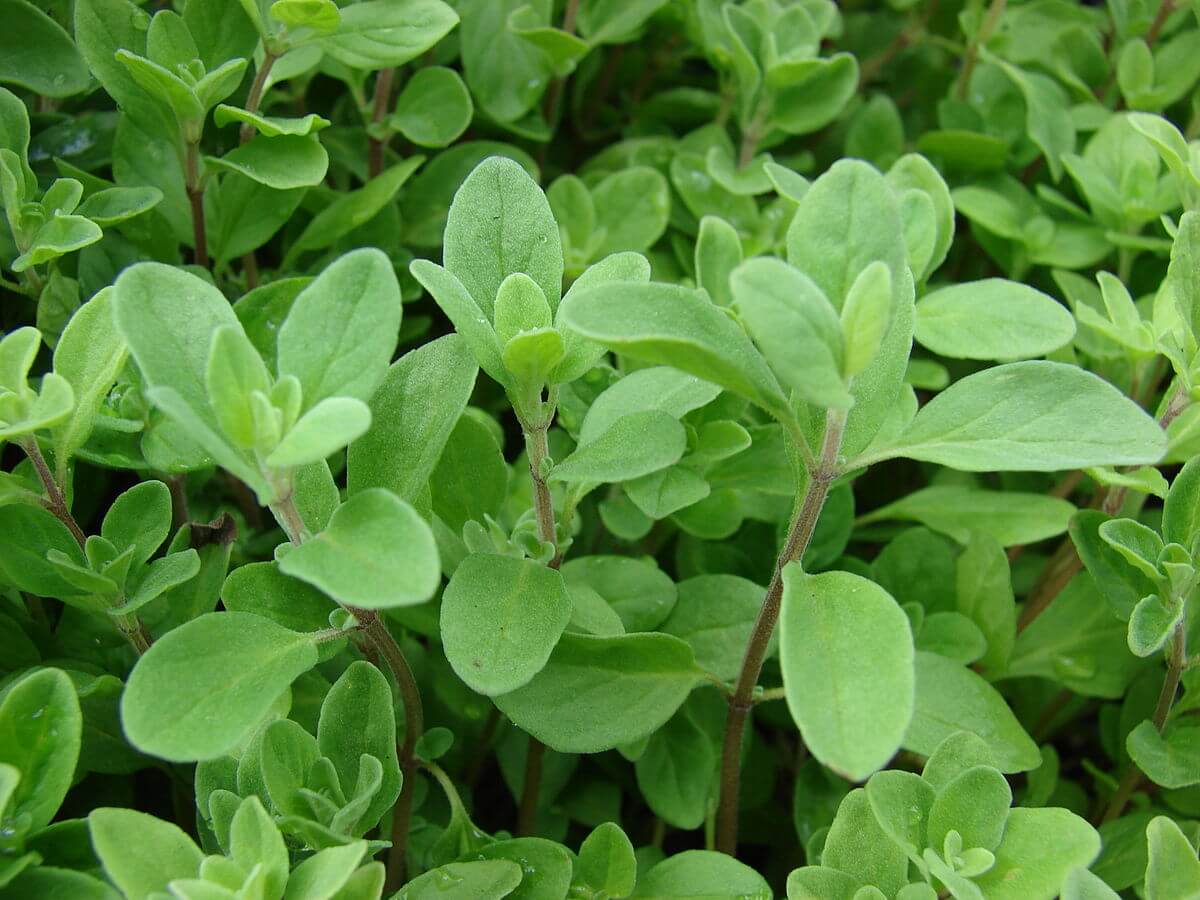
xmin=3 ymin=0 xmax=1200 ymax=897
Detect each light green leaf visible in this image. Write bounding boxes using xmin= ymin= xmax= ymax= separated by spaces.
xmin=781 ymin=566 xmax=915 ymax=781
xmin=317 ymin=0 xmax=458 ymax=70
xmin=395 ymin=860 xmax=521 ymax=900
xmin=0 ymin=0 xmax=90 ymax=97
xmin=347 ymin=334 xmax=477 ymax=505
xmin=550 ymin=411 xmax=686 ymax=484
xmin=441 ymin=553 xmax=573 ymax=696
xmin=283 ymin=840 xmax=367 ymax=900
xmin=390 ymin=66 xmax=472 ymax=148
xmin=444 ymin=156 xmax=563 ymax=317
xmin=278 ymin=488 xmax=440 ymax=609
xmin=89 ymin=808 xmax=202 ymax=900
xmin=860 ymin=361 xmax=1167 ymax=472
xmin=823 ymin=788 xmax=909 ymax=898
xmin=973 ymin=808 xmax=1100 ymax=900
xmin=857 ymin=486 xmax=1076 ymax=546
xmin=121 ymin=611 xmax=318 ymax=761
xmin=266 ymin=397 xmax=371 ymax=469
xmin=576 ymin=822 xmax=637 ymax=899
xmin=559 ymin=281 xmax=790 ymax=423
xmin=631 ymin=850 xmax=770 ymax=900
xmin=1145 ymin=815 xmax=1200 ymax=900
xmin=277 ymin=248 xmax=401 ymax=410
xmin=1127 ymin=719 xmax=1200 ymax=789
xmin=730 ymin=256 xmax=849 ymax=409
xmin=914 ymin=279 xmax=1076 ymax=361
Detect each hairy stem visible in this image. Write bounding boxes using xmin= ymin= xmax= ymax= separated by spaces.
xmin=185 ymin=140 xmax=208 ymax=269
xmin=738 ymin=102 xmax=768 ymax=168
xmin=716 ymin=408 xmax=847 ymax=855
xmin=1145 ymin=0 xmax=1177 ymax=48
xmin=956 ymin=0 xmax=1006 ymax=99
xmin=1101 ymin=623 xmax=1186 ymax=823
xmin=539 ymin=0 xmax=581 ymax=134
xmin=271 ymin=492 xmax=422 ymax=887
xmin=239 ymin=50 xmax=276 ymax=283
xmin=368 ymin=68 xmax=396 ymax=178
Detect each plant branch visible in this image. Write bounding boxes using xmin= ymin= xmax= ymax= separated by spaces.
xmin=185 ymin=140 xmax=208 ymax=269
xmin=716 ymin=407 xmax=847 ymax=855
xmin=368 ymin=68 xmax=396 ymax=178
xmin=1100 ymin=622 xmax=1186 ymax=823
xmin=517 ymin=737 xmax=546 ymax=836
xmin=240 ymin=51 xmax=277 ymax=144
xmin=1145 ymin=0 xmax=1177 ymax=49
xmin=955 ymin=0 xmax=1006 ymax=99
xmin=540 ymin=0 xmax=581 ymax=134
xmin=271 ymin=493 xmax=422 ymax=888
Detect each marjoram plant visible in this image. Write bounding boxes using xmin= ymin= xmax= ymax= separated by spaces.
xmin=3 ymin=0 xmax=1200 ymax=898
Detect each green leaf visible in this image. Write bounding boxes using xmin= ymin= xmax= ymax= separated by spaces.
xmin=278 ymin=488 xmax=440 ymax=609
xmin=694 ymin=215 xmax=743 ymax=308
xmin=475 ymin=838 xmax=573 ymax=900
xmin=396 ymin=860 xmax=522 ymax=900
xmin=660 ymin=574 xmax=766 ymax=681
xmin=214 ymin=105 xmax=330 ymax=137
xmin=592 ymin=166 xmax=671 ymax=257
xmin=50 ymin=289 xmax=128 ymax=476
xmin=121 ymin=611 xmax=319 ymax=761
xmin=228 ymin=796 xmax=288 ymax=899
xmin=576 ymin=822 xmax=637 ymax=899
xmin=75 ymin=185 xmax=163 ymax=225
xmin=1163 ymin=455 xmax=1200 ymax=551
xmin=579 ymin=367 xmax=720 ymax=446
xmin=635 ymin=709 xmax=715 ymax=829
xmin=494 ymin=632 xmax=702 ymax=753
xmin=632 ymin=850 xmax=770 ymax=899
xmin=973 ymin=808 xmax=1101 ymax=900
xmin=823 ymin=788 xmax=909 ymax=897
xmin=1145 ymin=815 xmax=1200 ymax=899
xmin=914 ymin=279 xmax=1076 ymax=361
xmin=1127 ymin=719 xmax=1200 ymax=789
xmin=1061 ymin=867 xmax=1121 ymax=900
xmin=560 ymin=555 xmax=676 ymax=632
xmin=0 ymin=669 xmax=81 ymax=832
xmin=286 ymin=158 xmax=423 ymax=261
xmin=443 ymin=156 xmax=563 ymax=317
xmin=265 ymin=397 xmax=371 ymax=469
xmin=431 ymin=412 xmax=508 ymax=534
xmin=730 ymin=257 xmax=849 ymax=409
xmin=781 ymin=566 xmax=915 ymax=781
xmin=318 ymin=661 xmax=401 ymax=832
xmin=559 ymin=281 xmax=790 ymax=423
xmin=12 ymin=215 xmax=103 ymax=272
xmin=89 ymin=808 xmax=203 ymax=900
xmin=865 ymin=769 xmax=935 ymax=866
xmin=441 ymin=553 xmax=573 ymax=696
xmin=347 ymin=334 xmax=478 ymax=507
xmin=550 ymin=411 xmax=686 ymax=484
xmin=0 ymin=0 xmax=91 ymax=97
xmin=841 ymin=262 xmax=894 ymax=378
xmin=206 ymin=135 xmax=329 ymax=189
xmin=410 ymin=260 xmax=509 ymax=386
xmin=955 ymin=532 xmax=1017 ymax=673
xmin=277 ymin=247 xmax=402 ymax=410
xmin=283 ymin=840 xmax=367 ymax=900
xmin=1127 ymin=593 xmax=1181 ymax=658
xmin=927 ymin=765 xmax=1011 ymax=852
xmin=390 ymin=66 xmax=473 ymax=148
xmin=860 ymin=361 xmax=1167 ymax=472
xmin=317 ymin=0 xmax=458 ymax=70
xmin=858 ymin=486 xmax=1076 ymax=546
xmin=906 ymin=652 xmax=1041 ymax=773
xmin=0 ymin=503 xmax=89 ymax=599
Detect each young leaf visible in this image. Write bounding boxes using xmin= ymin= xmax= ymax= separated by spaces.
xmin=780 ymin=566 xmax=915 ymax=781
xmin=632 ymin=851 xmax=771 ymax=900
xmin=550 ymin=411 xmax=687 ymax=484
xmin=440 ymin=553 xmax=573 ymax=696
xmin=973 ymin=808 xmax=1100 ymax=900
xmin=576 ymin=822 xmax=637 ymax=899
xmin=121 ymin=611 xmax=319 ymax=761
xmin=1145 ymin=815 xmax=1200 ymax=899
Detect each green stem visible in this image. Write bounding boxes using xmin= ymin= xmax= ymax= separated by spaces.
xmin=956 ymin=0 xmax=1007 ymax=99
xmin=240 ymin=50 xmax=277 ymax=144
xmin=1100 ymin=622 xmax=1186 ymax=823
xmin=185 ymin=140 xmax=208 ymax=269
xmin=716 ymin=407 xmax=847 ymax=855
xmin=368 ymin=67 xmax=396 ymax=178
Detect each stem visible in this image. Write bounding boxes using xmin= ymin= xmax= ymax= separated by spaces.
xmin=1145 ymin=0 xmax=1176 ymax=48
xmin=517 ymin=737 xmax=546 ymax=836
xmin=240 ymin=51 xmax=277 ymax=144
xmin=368 ymin=68 xmax=396 ymax=179
xmin=715 ymin=408 xmax=847 ymax=855
xmin=22 ymin=438 xmax=152 ymax=654
xmin=738 ymin=102 xmax=768 ymax=168
xmin=1101 ymin=623 xmax=1186 ymax=823
xmin=272 ymin=493 xmax=422 ymax=887
xmin=526 ymin=424 xmax=558 ymax=554
xmin=463 ymin=706 xmax=503 ymax=788
xmin=239 ymin=50 xmax=276 ymax=282
xmin=22 ymin=438 xmax=85 ymax=548
xmin=956 ymin=0 xmax=1007 ymax=99
xmin=185 ymin=140 xmax=208 ymax=269
xmin=539 ymin=0 xmax=581 ymax=131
